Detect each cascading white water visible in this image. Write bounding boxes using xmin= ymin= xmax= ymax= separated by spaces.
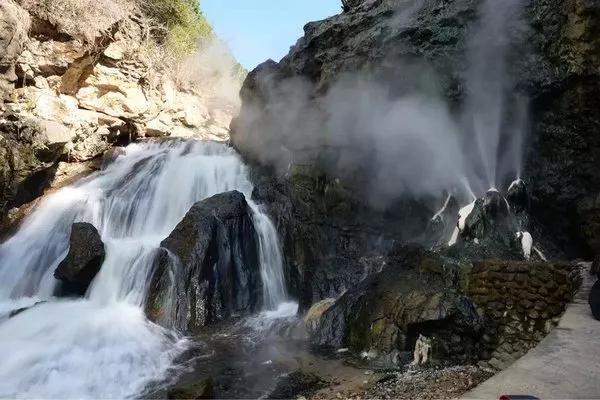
xmin=0 ymin=139 xmax=288 ymax=398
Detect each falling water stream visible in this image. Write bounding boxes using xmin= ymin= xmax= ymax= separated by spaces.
xmin=0 ymin=140 xmax=290 ymax=398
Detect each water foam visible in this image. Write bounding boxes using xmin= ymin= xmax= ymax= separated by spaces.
xmin=0 ymin=140 xmax=289 ymax=398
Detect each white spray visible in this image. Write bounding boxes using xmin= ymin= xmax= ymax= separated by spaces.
xmin=0 ymin=140 xmax=288 ymax=398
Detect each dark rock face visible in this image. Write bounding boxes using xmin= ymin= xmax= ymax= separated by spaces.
xmin=506 ymin=180 xmax=529 ymax=213
xmin=251 ymin=169 xmax=430 ymax=312
xmin=167 ymin=378 xmax=214 ymax=400
xmin=313 ymin=245 xmax=483 ymax=363
xmin=145 ymin=191 xmax=262 ymax=332
xmin=463 ymin=190 xmax=511 ymax=241
xmin=234 ymin=0 xmax=600 ymax=263
xmin=425 ymin=195 xmax=460 ymax=247
xmin=589 ymin=280 xmax=600 ymax=321
xmin=54 ymin=222 xmax=105 ymax=296
xmin=266 ymin=371 xmax=328 ymax=400
xmin=524 ymin=0 xmax=600 ymax=256
xmin=0 ymin=114 xmax=66 ymax=224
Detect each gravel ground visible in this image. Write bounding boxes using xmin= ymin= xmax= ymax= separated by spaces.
xmin=311 ymin=365 xmax=494 ymax=400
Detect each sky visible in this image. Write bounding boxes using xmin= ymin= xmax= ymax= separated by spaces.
xmin=202 ymin=1 xmax=341 ymax=70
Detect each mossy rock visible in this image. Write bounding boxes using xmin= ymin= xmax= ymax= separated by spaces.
xmin=167 ymin=378 xmax=213 ymax=400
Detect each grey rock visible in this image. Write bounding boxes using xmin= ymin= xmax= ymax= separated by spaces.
xmin=145 ymin=191 xmax=262 ymax=332
xmin=313 ymin=245 xmax=483 ymax=363
xmin=54 ymin=222 xmax=105 ymax=296
xmin=0 ymin=1 xmax=30 ymax=98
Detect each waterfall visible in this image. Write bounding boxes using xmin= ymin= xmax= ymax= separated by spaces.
xmin=0 ymin=139 xmax=288 ymax=398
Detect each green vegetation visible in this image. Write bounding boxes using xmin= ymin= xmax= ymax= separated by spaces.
xmin=141 ymin=0 xmax=213 ymax=56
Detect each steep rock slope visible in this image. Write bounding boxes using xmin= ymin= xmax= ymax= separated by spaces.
xmin=234 ymin=0 xmax=600 ymax=299
xmin=0 ymin=0 xmax=242 ymax=231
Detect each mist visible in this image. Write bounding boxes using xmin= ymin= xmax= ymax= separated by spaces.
xmin=235 ymin=0 xmax=530 ymax=210
xmin=168 ymin=37 xmax=245 ymax=109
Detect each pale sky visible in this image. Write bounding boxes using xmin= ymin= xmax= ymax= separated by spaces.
xmin=203 ymin=1 xmax=341 ymax=70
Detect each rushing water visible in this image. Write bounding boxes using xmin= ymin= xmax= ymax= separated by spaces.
xmin=0 ymin=139 xmax=288 ymax=398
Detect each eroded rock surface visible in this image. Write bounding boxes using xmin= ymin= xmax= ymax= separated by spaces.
xmin=145 ymin=191 xmax=262 ymax=332
xmin=235 ymin=0 xmax=600 ymax=278
xmin=54 ymin=222 xmax=105 ymax=296
xmin=0 ymin=0 xmax=239 ymax=232
xmin=314 ymin=245 xmax=483 ymax=364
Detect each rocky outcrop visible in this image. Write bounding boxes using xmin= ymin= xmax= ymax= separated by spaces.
xmin=145 ymin=191 xmax=262 ymax=332
xmin=235 ymin=0 xmax=600 ymax=266
xmin=54 ymin=222 xmax=105 ymax=296
xmin=250 ymin=167 xmax=431 ymax=312
xmin=313 ymin=245 xmax=483 ymax=364
xmin=306 ymin=246 xmax=581 ymax=368
xmin=0 ymin=1 xmax=30 ymax=98
xmin=0 ymin=0 xmax=239 ymax=232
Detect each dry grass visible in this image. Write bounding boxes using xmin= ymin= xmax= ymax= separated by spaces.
xmin=16 ymin=0 xmax=244 ymax=105
xmin=18 ymin=0 xmax=135 ymax=44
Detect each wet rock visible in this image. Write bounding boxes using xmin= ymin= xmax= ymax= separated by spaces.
xmin=145 ymin=191 xmax=262 ymax=332
xmin=266 ymin=370 xmax=328 ymax=400
xmin=7 ymin=301 xmax=46 ymax=318
xmin=250 ymin=168 xmax=430 ymax=313
xmin=54 ymin=222 xmax=105 ymax=296
xmin=0 ymin=113 xmax=69 ymax=222
xmin=304 ymin=298 xmax=336 ymax=334
xmin=425 ymin=195 xmax=460 ymax=247
xmin=589 ymin=280 xmax=600 ymax=321
xmin=591 ymin=255 xmax=600 ymax=280
xmin=463 ymin=190 xmax=510 ymax=241
xmin=506 ymin=180 xmax=529 ymax=213
xmin=313 ymin=245 xmax=482 ymax=362
xmin=167 ymin=378 xmax=214 ymax=400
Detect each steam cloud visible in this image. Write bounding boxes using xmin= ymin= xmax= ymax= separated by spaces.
xmin=236 ymin=0 xmax=529 ymax=210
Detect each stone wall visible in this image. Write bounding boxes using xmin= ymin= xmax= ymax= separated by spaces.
xmin=468 ymin=260 xmax=582 ymax=370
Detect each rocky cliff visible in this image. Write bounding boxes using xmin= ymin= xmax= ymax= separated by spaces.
xmin=234 ymin=0 xmax=600 ymax=313
xmin=0 ymin=0 xmax=241 ymax=232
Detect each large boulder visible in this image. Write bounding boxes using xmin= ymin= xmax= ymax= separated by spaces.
xmin=145 ymin=191 xmax=263 ymax=332
xmin=54 ymin=222 xmax=105 ymax=296
xmin=313 ymin=245 xmax=482 ymax=363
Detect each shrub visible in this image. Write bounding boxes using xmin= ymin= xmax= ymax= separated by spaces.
xmin=18 ymin=0 xmax=134 ymax=44
xmin=138 ymin=0 xmax=213 ymax=56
